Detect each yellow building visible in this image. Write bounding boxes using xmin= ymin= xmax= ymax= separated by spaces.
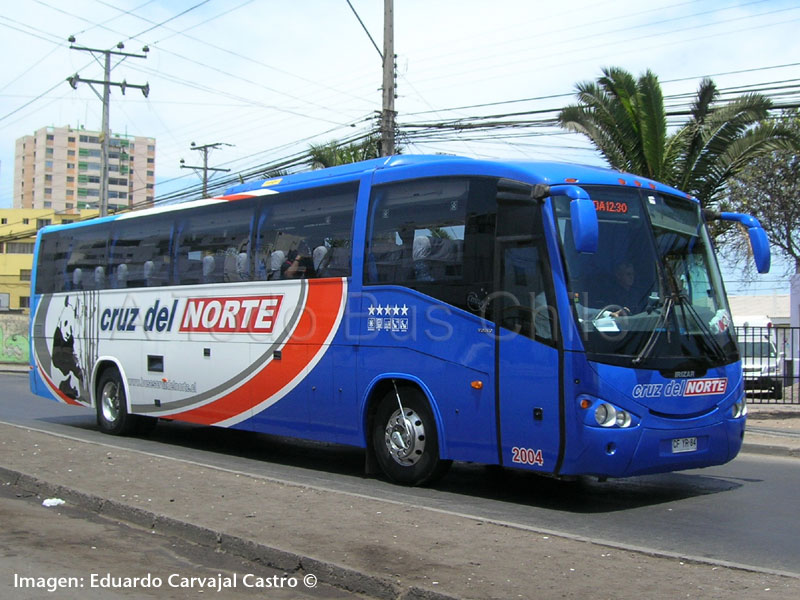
xmin=0 ymin=208 xmax=98 ymax=312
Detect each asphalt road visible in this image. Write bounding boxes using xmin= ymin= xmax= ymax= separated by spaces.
xmin=2 ymin=372 xmax=799 ymax=576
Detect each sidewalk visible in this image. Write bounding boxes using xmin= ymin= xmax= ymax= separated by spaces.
xmin=743 ymin=402 xmax=800 ymax=458
xmin=1 ymin=418 xmax=799 ymax=599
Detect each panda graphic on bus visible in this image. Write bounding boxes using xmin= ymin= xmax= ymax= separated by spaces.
xmin=50 ymin=295 xmax=89 ymax=402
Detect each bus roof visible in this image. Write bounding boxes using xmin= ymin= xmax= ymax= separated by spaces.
xmin=36 ymin=155 xmax=696 ymax=237
xmin=223 ymin=154 xmax=694 ymax=200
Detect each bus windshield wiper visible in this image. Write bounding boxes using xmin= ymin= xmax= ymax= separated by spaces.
xmin=674 ymin=294 xmax=728 ymax=363
xmin=632 ymin=294 xmax=674 ymax=366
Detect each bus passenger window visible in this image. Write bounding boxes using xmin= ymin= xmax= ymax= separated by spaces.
xmin=110 ymin=216 xmax=173 ymax=288
xmin=365 ymin=177 xmax=496 ymax=313
xmin=253 ymin=183 xmax=357 ymax=281
xmin=175 ymin=201 xmax=254 ymax=286
xmin=65 ymin=230 xmax=109 ymax=290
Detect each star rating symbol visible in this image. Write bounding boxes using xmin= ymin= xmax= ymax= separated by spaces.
xmin=367 ymin=303 xmax=410 ymax=317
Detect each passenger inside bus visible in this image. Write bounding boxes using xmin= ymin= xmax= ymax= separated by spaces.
xmin=281 ymin=242 xmax=316 ymax=279
xmin=602 ymin=261 xmax=644 ymax=316
xmin=235 ymin=239 xmax=250 ymax=281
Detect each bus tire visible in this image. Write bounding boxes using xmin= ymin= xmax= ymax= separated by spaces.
xmin=96 ymin=369 xmax=137 ymax=435
xmin=372 ymin=386 xmax=451 ymax=486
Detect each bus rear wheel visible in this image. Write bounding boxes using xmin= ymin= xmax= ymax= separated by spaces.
xmin=372 ymin=386 xmax=451 ymax=486
xmin=96 ymin=369 xmax=137 ymax=435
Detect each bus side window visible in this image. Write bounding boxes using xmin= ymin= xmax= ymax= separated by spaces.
xmin=365 ymin=177 xmax=496 ymax=313
xmin=497 ymin=199 xmax=557 ymax=344
xmin=65 ymin=231 xmax=108 ymax=290
xmin=35 ymin=232 xmax=68 ymax=294
xmin=175 ymin=199 xmax=256 ymax=286
xmin=253 ymin=183 xmax=357 ymax=281
xmin=110 ymin=216 xmax=173 ymax=288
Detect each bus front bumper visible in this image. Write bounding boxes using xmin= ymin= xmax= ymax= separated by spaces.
xmin=563 ymin=417 xmax=746 ymax=478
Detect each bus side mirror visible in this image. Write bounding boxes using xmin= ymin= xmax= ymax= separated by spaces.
xmin=719 ymin=212 xmax=771 ymax=274
xmin=558 ymin=185 xmax=598 ymax=254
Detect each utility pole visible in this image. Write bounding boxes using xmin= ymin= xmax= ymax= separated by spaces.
xmin=180 ymin=142 xmax=232 ymax=198
xmin=67 ymin=37 xmax=150 ymax=218
xmin=380 ymin=0 xmax=396 ymax=157
xmin=346 ymin=0 xmax=396 ymax=156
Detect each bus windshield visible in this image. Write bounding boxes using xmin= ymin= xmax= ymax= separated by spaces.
xmin=553 ymin=186 xmax=738 ymax=370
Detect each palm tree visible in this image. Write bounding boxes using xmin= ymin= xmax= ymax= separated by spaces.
xmin=307 ymin=136 xmax=382 ymax=169
xmin=558 ymin=67 xmax=799 ymax=208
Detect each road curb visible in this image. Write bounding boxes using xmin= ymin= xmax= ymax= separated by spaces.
xmin=0 ymin=465 xmax=459 ymax=600
xmin=741 ymin=442 xmax=800 ymax=459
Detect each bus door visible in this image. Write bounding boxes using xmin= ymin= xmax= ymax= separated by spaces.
xmin=493 ymin=199 xmax=561 ymax=473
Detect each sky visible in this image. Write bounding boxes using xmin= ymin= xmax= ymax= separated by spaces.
xmin=1 ymin=0 xmax=799 ymax=294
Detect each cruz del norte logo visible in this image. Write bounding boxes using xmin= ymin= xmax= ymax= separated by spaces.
xmin=632 ymin=377 xmax=728 ymax=399
xmin=179 ymin=295 xmax=283 ymax=333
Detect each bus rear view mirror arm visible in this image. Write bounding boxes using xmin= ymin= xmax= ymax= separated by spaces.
xmin=498 ymin=182 xmax=597 ymax=253
xmin=704 ymin=210 xmax=771 ymax=274
xmin=553 ymin=184 xmax=598 ymax=254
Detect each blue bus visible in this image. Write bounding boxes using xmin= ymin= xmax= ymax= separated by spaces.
xmin=29 ymin=155 xmax=769 ymax=485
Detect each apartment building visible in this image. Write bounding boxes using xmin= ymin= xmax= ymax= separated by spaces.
xmin=13 ymin=125 xmax=155 ymax=212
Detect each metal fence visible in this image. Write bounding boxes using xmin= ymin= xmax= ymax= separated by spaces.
xmin=737 ymin=326 xmax=800 ymax=404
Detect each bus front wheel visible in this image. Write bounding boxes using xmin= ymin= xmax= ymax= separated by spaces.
xmin=96 ymin=369 xmax=137 ymax=435
xmin=372 ymin=386 xmax=451 ymax=486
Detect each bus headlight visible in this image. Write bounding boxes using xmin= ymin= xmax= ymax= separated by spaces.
xmin=732 ymin=398 xmax=748 ymax=419
xmin=581 ymin=397 xmax=636 ymax=429
xmin=593 ymin=403 xmax=633 ymax=428
xmin=594 ymin=403 xmax=616 ymax=427
xmin=615 ymin=409 xmax=632 ymax=428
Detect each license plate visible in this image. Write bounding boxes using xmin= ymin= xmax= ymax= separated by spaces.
xmin=672 ymin=437 xmax=698 ymax=454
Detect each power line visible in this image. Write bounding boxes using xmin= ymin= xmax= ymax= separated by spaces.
xmin=345 ymin=0 xmax=382 ymax=59
xmin=96 ymin=0 xmax=374 ymax=106
xmin=0 ymin=79 xmax=65 ymax=124
xmin=127 ymin=0 xmax=211 ymax=39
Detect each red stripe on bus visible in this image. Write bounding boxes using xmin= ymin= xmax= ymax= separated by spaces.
xmin=38 ymin=366 xmax=85 ymax=406
xmin=171 ymin=278 xmax=344 ymax=425
xmin=214 ymin=193 xmax=253 ymax=201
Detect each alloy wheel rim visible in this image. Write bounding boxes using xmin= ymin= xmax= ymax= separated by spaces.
xmin=384 ymin=407 xmax=426 ymax=466
xmin=101 ymin=382 xmax=120 ymax=423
